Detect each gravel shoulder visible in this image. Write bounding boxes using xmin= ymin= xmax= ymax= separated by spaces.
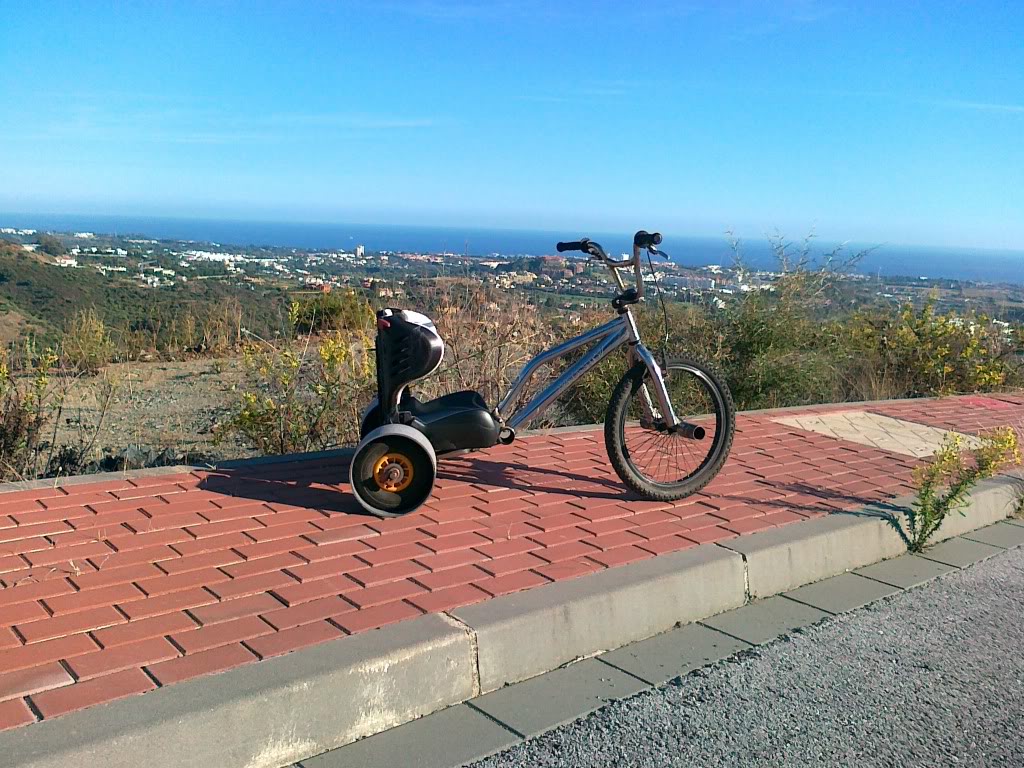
xmin=472 ymin=546 xmax=1024 ymax=768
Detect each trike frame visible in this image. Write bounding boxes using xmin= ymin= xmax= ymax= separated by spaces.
xmin=494 ymin=309 xmax=679 ymax=435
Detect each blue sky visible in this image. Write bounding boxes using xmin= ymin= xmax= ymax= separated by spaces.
xmin=1 ymin=1 xmax=1022 ymax=250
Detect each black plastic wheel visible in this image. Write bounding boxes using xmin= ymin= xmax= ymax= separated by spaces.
xmin=350 ymin=427 xmax=436 ymax=517
xmin=604 ymin=356 xmax=735 ymax=501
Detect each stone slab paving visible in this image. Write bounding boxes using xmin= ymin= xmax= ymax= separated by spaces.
xmin=915 ymin=536 xmax=1006 ymax=568
xmin=598 ymin=622 xmax=750 ymax=685
xmin=0 ymin=394 xmax=1021 ymax=734
xmin=773 ymin=410 xmax=981 ymax=458
xmin=300 ymin=703 xmax=518 ymax=768
xmin=782 ymin=572 xmax=901 ymax=614
xmin=854 ymin=553 xmax=956 ymax=588
xmin=699 ymin=595 xmax=830 ymax=645
xmin=467 ymin=658 xmax=648 ymax=737
xmin=963 ymin=520 xmax=1024 ymax=549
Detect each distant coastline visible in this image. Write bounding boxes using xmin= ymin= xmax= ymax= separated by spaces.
xmin=2 ymin=212 xmax=1022 ymax=286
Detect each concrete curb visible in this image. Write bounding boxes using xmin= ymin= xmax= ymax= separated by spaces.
xmin=927 ymin=475 xmax=1021 ymax=538
xmin=214 ymin=447 xmax=353 ymax=470
xmin=0 ymin=614 xmax=474 ymax=768
xmin=449 ymin=545 xmax=745 ymax=693
xmin=718 ymin=476 xmax=1020 ymax=598
xmin=718 ymin=510 xmax=908 ymax=599
xmin=0 ymin=464 xmax=204 ymax=495
xmin=737 ymin=394 xmax=928 ymax=417
xmin=1 ymin=478 xmax=1019 ymax=767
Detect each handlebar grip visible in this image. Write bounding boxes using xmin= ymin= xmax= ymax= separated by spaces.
xmin=633 ymin=230 xmax=663 ymax=248
xmin=556 ymin=240 xmax=588 ymax=253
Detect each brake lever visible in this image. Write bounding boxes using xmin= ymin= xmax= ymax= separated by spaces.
xmin=649 ymin=246 xmax=671 ymax=260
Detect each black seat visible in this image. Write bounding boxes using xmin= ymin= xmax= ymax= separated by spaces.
xmin=406 ymin=390 xmax=488 ymax=416
xmin=372 ymin=308 xmax=500 ymax=454
xmin=404 ymin=391 xmax=499 ymax=453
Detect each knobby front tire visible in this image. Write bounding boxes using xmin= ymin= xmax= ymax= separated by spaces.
xmin=604 ymin=356 xmax=735 ymax=501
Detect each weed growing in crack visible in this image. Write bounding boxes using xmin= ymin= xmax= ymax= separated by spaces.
xmin=902 ymin=427 xmax=1021 ymax=551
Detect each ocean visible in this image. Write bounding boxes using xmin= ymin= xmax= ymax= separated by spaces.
xmin=2 ymin=212 xmax=1022 ymax=285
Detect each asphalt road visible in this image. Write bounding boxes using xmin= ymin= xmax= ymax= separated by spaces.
xmin=471 ymin=547 xmax=1024 ymax=768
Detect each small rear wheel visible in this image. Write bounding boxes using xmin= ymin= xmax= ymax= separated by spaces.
xmin=350 ymin=425 xmax=436 ymax=517
xmin=605 ymin=356 xmax=735 ymax=501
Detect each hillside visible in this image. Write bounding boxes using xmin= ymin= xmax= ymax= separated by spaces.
xmin=0 ymin=241 xmax=289 ymax=352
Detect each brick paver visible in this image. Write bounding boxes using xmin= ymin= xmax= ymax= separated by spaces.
xmin=0 ymin=394 xmax=1021 ymax=730
xmin=868 ymin=395 xmax=1024 ymax=440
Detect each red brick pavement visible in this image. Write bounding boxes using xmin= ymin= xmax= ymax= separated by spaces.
xmin=868 ymin=393 xmax=1024 ymax=438
xmin=0 ymin=394 xmax=1021 ymax=730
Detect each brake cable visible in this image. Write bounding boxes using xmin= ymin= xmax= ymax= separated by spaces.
xmin=645 ymin=246 xmax=671 ymax=366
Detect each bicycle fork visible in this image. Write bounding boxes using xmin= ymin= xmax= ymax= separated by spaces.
xmin=620 ymin=305 xmax=677 ymax=431
xmin=628 ymin=342 xmax=676 ymax=424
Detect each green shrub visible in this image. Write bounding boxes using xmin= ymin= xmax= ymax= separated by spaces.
xmin=424 ymin=281 xmax=559 ymax=409
xmin=216 ymin=331 xmax=375 ymax=455
xmin=0 ymin=342 xmax=122 ymax=480
xmin=291 ymin=291 xmax=374 ymax=335
xmin=720 ymin=284 xmax=839 ymax=409
xmin=62 ymin=308 xmax=115 ymax=374
xmin=0 ymin=345 xmax=59 ymax=480
xmin=844 ymin=297 xmax=1012 ymax=399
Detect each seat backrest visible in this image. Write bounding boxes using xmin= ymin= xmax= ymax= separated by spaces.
xmin=375 ymin=308 xmax=445 ymax=413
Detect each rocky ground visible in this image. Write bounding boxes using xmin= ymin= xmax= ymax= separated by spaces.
xmin=51 ymin=357 xmax=253 ymax=466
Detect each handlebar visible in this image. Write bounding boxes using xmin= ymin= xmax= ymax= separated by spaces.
xmin=556 ymin=238 xmax=614 ymax=262
xmin=633 ymin=231 xmax=662 ymax=249
xmin=556 ymin=230 xmax=663 ymax=300
xmin=556 ymin=240 xmax=588 ymax=253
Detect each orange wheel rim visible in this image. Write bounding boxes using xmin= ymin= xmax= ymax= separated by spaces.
xmin=372 ymin=453 xmax=415 ymax=492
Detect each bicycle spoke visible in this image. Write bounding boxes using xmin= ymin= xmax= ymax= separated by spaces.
xmin=619 ymin=362 xmax=723 ymax=487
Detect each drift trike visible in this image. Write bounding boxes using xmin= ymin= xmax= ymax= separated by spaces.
xmin=350 ymin=230 xmax=735 ymax=517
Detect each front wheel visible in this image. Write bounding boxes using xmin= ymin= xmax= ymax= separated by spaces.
xmin=605 ymin=356 xmax=735 ymax=501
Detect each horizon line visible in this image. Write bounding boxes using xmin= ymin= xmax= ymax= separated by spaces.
xmin=1 ymin=208 xmax=1023 ymax=257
